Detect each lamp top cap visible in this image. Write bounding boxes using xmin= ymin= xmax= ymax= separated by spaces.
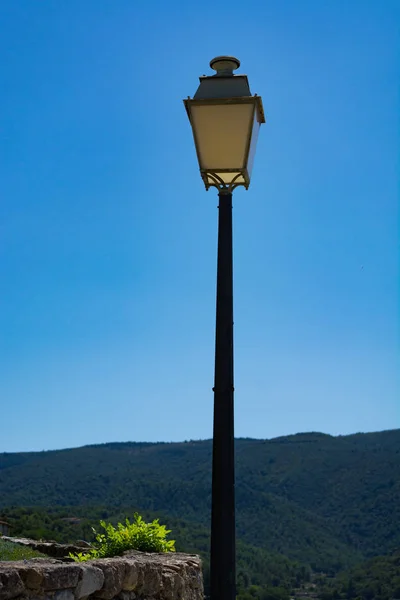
xmin=209 ymin=56 xmax=241 ymax=76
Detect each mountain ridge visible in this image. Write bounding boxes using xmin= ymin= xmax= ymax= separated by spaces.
xmin=1 ymin=429 xmax=399 ymax=573
xmin=3 ymin=427 xmax=398 ymax=455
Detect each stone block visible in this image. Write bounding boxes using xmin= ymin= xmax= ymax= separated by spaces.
xmin=41 ymin=565 xmax=80 ymax=590
xmin=91 ymin=559 xmax=125 ymax=599
xmin=0 ymin=569 xmax=25 ymax=600
xmin=75 ymin=565 xmax=104 ymax=599
xmin=19 ymin=568 xmax=43 ymax=590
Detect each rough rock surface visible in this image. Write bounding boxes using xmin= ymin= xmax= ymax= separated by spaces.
xmin=0 ymin=552 xmax=203 ymax=600
xmin=1 ymin=536 xmax=91 ymax=559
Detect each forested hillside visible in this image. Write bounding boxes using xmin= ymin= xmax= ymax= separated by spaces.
xmin=1 ymin=429 xmax=399 ymax=598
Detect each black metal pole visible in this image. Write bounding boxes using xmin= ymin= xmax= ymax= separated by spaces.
xmin=210 ymin=190 xmax=235 ymax=600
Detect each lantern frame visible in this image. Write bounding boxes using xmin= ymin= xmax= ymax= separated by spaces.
xmin=184 ymin=95 xmax=265 ymax=191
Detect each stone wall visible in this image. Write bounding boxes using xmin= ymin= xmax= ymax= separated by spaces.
xmin=0 ymin=552 xmax=203 ymax=600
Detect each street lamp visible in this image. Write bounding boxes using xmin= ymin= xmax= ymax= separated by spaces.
xmin=184 ymin=56 xmax=265 ymax=600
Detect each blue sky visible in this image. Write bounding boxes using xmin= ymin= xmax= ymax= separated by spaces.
xmin=0 ymin=1 xmax=398 ymax=452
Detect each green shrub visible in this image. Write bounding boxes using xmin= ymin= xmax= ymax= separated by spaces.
xmin=69 ymin=513 xmax=175 ymax=562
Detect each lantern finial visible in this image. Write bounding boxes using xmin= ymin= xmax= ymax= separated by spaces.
xmin=210 ymin=56 xmax=240 ymax=77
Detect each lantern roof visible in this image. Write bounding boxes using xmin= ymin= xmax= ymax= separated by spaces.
xmin=192 ymin=55 xmax=252 ymax=101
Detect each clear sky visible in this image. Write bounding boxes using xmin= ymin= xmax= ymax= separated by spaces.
xmin=0 ymin=0 xmax=398 ymax=453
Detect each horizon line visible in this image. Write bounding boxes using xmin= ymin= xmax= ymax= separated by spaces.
xmin=1 ymin=427 xmax=398 ymax=455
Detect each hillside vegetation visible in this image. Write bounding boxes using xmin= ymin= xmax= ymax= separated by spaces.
xmin=1 ymin=429 xmax=399 ymax=597
xmin=316 ymin=551 xmax=400 ymax=600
